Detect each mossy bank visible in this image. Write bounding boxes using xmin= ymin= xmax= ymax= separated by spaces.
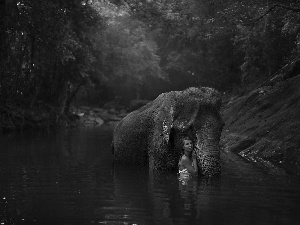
xmin=221 ymin=75 xmax=300 ymax=175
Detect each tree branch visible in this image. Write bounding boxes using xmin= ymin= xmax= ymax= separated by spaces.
xmin=244 ymin=4 xmax=300 ymax=26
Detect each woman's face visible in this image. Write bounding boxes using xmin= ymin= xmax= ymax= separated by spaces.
xmin=183 ymin=139 xmax=193 ymax=152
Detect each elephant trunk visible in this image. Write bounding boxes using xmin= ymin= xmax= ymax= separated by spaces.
xmin=195 ymin=114 xmax=222 ymax=176
xmin=196 ymin=140 xmax=221 ymax=176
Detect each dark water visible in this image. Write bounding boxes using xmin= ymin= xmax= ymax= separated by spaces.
xmin=1 ymin=125 xmax=300 ymax=225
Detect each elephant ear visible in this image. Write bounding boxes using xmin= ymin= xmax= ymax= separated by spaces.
xmin=148 ymin=92 xmax=178 ymax=170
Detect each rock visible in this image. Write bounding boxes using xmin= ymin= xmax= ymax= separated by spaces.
xmin=94 ymin=117 xmax=104 ymax=125
xmin=77 ymin=113 xmax=85 ymax=117
xmin=99 ymin=111 xmax=122 ymax=122
xmin=79 ymin=115 xmax=104 ymax=127
xmin=108 ymin=108 xmax=116 ymax=114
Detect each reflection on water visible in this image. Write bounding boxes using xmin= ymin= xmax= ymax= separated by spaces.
xmin=1 ymin=126 xmax=300 ymax=225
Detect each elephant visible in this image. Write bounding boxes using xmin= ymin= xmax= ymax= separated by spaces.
xmin=112 ymin=87 xmax=224 ymax=177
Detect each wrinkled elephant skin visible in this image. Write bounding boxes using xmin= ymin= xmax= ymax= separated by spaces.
xmin=112 ymin=87 xmax=224 ymax=176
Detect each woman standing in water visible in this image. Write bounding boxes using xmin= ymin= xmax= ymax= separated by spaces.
xmin=178 ymin=136 xmax=198 ymax=182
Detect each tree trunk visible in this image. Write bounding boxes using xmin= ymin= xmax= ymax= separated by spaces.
xmin=0 ymin=1 xmax=7 ymax=61
xmin=29 ymin=30 xmax=37 ymax=108
xmin=56 ymin=82 xmax=68 ymax=116
xmin=65 ymin=80 xmax=83 ymax=113
xmin=29 ymin=82 xmax=40 ymax=108
xmin=30 ymin=28 xmax=35 ymax=71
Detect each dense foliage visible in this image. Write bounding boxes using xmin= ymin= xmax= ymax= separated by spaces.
xmin=1 ymin=0 xmax=106 ymax=114
xmin=1 ymin=0 xmax=300 ymax=114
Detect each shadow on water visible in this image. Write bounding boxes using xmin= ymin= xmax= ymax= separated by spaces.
xmin=0 ymin=126 xmax=300 ymax=225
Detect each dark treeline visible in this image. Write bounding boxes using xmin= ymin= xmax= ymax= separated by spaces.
xmin=1 ymin=0 xmax=300 ymax=117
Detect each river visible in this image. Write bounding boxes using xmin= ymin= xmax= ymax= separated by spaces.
xmin=1 ymin=125 xmax=300 ymax=225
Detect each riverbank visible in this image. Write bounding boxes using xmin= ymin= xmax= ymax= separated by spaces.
xmin=221 ymin=74 xmax=300 ymax=175
xmin=0 ymin=98 xmax=152 ymax=133
xmin=0 ymin=103 xmax=64 ymax=132
xmin=0 ymin=104 xmax=127 ymax=134
xmin=72 ymin=106 xmax=127 ymax=127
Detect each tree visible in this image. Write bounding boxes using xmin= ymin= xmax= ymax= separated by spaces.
xmin=234 ymin=1 xmax=300 ymax=89
xmin=110 ymin=0 xmax=243 ymax=91
xmin=0 ymin=0 xmax=107 ymax=114
xmin=102 ymin=14 xmax=162 ymax=101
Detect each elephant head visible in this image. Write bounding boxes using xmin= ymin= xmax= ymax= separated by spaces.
xmin=112 ymin=87 xmax=224 ymax=177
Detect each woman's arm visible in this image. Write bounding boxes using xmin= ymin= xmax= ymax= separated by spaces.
xmin=178 ymin=157 xmax=184 ymax=170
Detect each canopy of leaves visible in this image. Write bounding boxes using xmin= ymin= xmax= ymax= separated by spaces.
xmin=2 ymin=0 xmax=300 ymax=112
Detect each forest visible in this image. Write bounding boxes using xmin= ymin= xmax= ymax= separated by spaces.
xmin=1 ymin=0 xmax=300 ymax=131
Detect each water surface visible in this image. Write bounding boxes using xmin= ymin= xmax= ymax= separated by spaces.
xmin=1 ymin=125 xmax=300 ymax=225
